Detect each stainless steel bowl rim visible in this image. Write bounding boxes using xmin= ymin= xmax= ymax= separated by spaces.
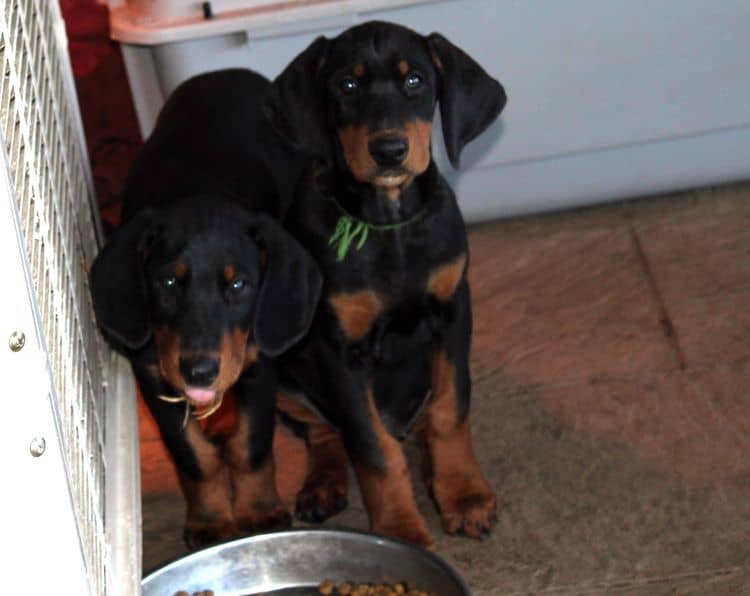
xmin=142 ymin=527 xmax=472 ymax=594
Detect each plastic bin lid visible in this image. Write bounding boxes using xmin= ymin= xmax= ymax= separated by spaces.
xmin=108 ymin=0 xmax=434 ymax=45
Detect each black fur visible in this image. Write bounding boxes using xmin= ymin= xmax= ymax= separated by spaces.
xmin=90 ymin=69 xmax=321 ymax=548
xmin=265 ymin=22 xmax=505 ymax=544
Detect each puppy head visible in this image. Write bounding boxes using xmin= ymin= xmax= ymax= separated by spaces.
xmin=264 ymin=21 xmax=507 ymax=196
xmin=90 ymin=198 xmax=321 ymax=407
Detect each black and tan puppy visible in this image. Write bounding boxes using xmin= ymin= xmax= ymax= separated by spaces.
xmin=264 ymin=22 xmax=506 ymax=547
xmin=90 ymin=69 xmax=321 ymax=548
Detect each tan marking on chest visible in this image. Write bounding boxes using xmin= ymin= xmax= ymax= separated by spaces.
xmin=329 ymin=290 xmax=384 ymax=341
xmin=426 ymin=254 xmax=467 ymax=301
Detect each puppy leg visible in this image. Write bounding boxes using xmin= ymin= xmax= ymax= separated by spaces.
xmin=277 ymin=393 xmax=349 ymax=522
xmin=353 ymin=387 xmax=432 ymax=547
xmin=137 ymin=368 xmax=237 ymax=549
xmin=423 ymin=282 xmax=497 ymax=538
xmin=298 ymin=420 xmax=349 ymax=522
xmin=321 ymin=297 xmax=431 ymax=545
xmin=226 ymin=365 xmax=291 ymax=533
xmin=313 ymin=348 xmax=431 ymax=545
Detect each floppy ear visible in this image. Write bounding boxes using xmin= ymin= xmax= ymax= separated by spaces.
xmin=264 ymin=36 xmax=330 ymax=159
xmin=426 ymin=33 xmax=507 ymax=169
xmin=89 ymin=210 xmax=156 ymax=350
xmin=250 ymin=214 xmax=323 ymax=357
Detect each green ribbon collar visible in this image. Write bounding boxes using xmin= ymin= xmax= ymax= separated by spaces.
xmin=327 ymin=196 xmax=427 ymax=262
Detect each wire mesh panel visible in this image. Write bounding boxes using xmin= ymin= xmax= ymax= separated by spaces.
xmin=0 ymin=1 xmax=137 ymax=593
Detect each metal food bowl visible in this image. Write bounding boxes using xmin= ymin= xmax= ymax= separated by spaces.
xmin=142 ymin=528 xmax=471 ymax=595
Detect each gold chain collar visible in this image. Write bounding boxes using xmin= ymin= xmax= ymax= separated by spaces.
xmin=156 ymin=393 xmax=226 ymax=428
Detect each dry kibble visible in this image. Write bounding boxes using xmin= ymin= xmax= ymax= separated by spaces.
xmin=318 ymin=580 xmax=432 ymax=596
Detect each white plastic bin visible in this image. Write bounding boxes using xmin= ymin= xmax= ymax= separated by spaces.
xmin=110 ymin=0 xmax=750 ymax=221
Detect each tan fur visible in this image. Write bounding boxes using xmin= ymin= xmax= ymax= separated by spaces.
xmin=426 ymin=254 xmax=467 ymax=301
xmin=329 ymin=290 xmax=384 ymax=342
xmin=355 ymin=388 xmax=432 ymax=547
xmin=213 ymin=328 xmax=250 ymax=392
xmin=155 ymin=326 xmax=253 ymax=402
xmin=154 ymin=326 xmax=182 ymax=390
xmin=337 ymin=125 xmax=378 ymax=182
xmin=179 ymin=419 xmax=235 ymax=547
xmin=422 ymin=350 xmax=497 ymax=537
xmin=277 ymin=393 xmax=325 ymax=426
xmin=403 ymin=119 xmax=432 ymax=176
xmin=244 ymin=343 xmax=259 ymax=368
xmin=225 ymin=406 xmax=288 ymax=531
xmin=337 ymin=120 xmax=432 ymax=199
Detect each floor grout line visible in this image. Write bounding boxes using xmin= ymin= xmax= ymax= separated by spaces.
xmin=627 ymin=224 xmax=688 ymax=371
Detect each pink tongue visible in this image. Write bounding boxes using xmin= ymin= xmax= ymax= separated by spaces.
xmin=184 ymin=387 xmax=216 ymax=404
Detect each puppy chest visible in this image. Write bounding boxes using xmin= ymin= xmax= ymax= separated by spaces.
xmin=327 ymin=251 xmax=466 ymax=344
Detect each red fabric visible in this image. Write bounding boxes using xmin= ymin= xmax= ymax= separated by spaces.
xmin=60 ymin=0 xmax=142 ymax=231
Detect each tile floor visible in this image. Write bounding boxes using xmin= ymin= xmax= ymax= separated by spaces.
xmin=140 ymin=183 xmax=750 ymax=595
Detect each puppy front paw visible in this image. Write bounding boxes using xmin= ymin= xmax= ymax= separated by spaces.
xmin=235 ymin=502 xmax=292 ymax=534
xmin=295 ymin=474 xmax=349 ymax=523
xmin=374 ymin=515 xmax=434 ymax=549
xmin=438 ymin=484 xmax=497 ymax=539
xmin=183 ymin=519 xmax=239 ymax=550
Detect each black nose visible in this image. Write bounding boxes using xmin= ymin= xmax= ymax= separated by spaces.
xmin=179 ymin=357 xmax=219 ymax=387
xmin=368 ymin=137 xmax=409 ymax=167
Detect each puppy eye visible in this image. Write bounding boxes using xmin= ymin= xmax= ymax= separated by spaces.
xmin=229 ymin=278 xmax=247 ymax=292
xmin=340 ymin=76 xmax=359 ymax=94
xmin=162 ymin=276 xmax=178 ymax=289
xmin=405 ymin=72 xmax=424 ymax=91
